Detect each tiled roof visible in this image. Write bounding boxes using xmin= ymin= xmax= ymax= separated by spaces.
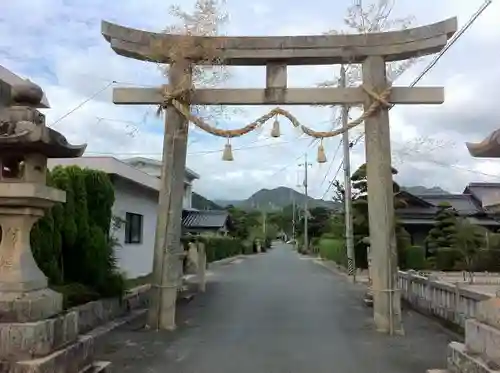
xmin=464 ymin=183 xmax=500 ymax=208
xmin=182 ymin=210 xmax=229 ymax=229
xmin=418 ymin=194 xmax=482 ymax=215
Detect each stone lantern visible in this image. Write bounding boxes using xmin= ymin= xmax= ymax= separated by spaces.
xmin=0 ymin=80 xmax=86 ymax=322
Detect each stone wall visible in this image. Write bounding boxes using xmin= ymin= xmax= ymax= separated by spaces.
xmin=398 ymin=271 xmax=490 ymax=329
xmin=0 ymin=285 xmax=149 ymax=371
xmin=70 ymin=284 xmax=149 ymax=334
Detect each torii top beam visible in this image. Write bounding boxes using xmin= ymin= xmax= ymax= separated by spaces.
xmin=101 ymin=18 xmax=457 ymax=66
xmin=466 ymin=129 xmax=500 ymax=158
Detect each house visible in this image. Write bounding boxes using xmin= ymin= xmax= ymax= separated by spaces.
xmin=47 ymin=156 xmax=230 ymax=278
xmin=124 ymin=156 xmax=199 ymax=209
xmin=397 ymin=183 xmax=500 ymax=246
xmin=182 ymin=210 xmax=232 ymax=236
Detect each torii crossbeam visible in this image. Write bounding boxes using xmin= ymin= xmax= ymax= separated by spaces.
xmin=101 ymin=17 xmax=457 ymax=334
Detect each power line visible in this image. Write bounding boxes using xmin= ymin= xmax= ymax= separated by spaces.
xmin=49 ymin=81 xmax=115 ymax=127
xmin=352 ymin=0 xmax=492 ymax=149
xmin=322 ymin=160 xmax=344 ymax=200
xmin=409 ymin=0 xmax=492 ymax=89
xmin=319 ymin=138 xmax=343 ymax=187
xmin=85 ymin=135 xmax=313 ymax=157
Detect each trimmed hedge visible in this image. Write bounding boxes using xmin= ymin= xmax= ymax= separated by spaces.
xmin=31 ymin=166 xmax=124 ymax=307
xmin=191 ymin=236 xmax=246 ymax=263
xmin=433 ymin=247 xmax=500 ymax=272
xmin=436 ymin=248 xmax=461 ymax=271
xmin=404 ymin=246 xmax=426 ymax=270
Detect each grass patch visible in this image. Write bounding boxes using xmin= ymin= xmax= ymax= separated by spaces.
xmin=318 ymin=237 xmax=346 ymax=267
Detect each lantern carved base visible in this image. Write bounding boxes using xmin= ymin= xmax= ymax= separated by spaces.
xmin=0 ymin=183 xmax=66 ymax=323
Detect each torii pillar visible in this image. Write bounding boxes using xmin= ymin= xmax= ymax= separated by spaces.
xmin=101 ymin=17 xmax=457 ymax=334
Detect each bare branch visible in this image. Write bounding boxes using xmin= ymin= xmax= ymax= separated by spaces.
xmin=322 ymin=0 xmax=418 ymax=89
xmin=158 ymin=0 xmax=244 ymax=124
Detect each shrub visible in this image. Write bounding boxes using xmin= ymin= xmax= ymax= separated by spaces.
xmin=196 ymin=236 xmax=244 ymax=263
xmin=321 ymin=232 xmax=342 ymax=240
xmin=31 ymin=166 xmax=123 ymax=307
xmin=404 ymin=246 xmax=426 ymax=270
xmin=319 ymin=237 xmax=346 ymax=266
xmin=436 ymin=248 xmax=461 ymax=271
xmin=242 ymin=241 xmax=254 ymax=255
xmin=53 ymin=283 xmax=100 ymax=309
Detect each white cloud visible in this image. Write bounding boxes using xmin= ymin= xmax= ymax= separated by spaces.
xmin=1 ymin=0 xmax=499 ymax=201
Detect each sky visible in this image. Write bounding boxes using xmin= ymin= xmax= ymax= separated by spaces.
xmin=1 ymin=0 xmax=499 ymax=201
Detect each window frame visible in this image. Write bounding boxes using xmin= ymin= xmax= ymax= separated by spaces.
xmin=125 ymin=212 xmax=143 ymax=244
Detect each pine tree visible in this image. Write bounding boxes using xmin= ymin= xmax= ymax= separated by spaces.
xmin=426 ymin=202 xmax=458 ymax=253
xmin=350 ymin=163 xmax=408 ymax=269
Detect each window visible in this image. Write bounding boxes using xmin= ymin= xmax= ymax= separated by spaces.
xmin=125 ymin=212 xmax=143 ymax=244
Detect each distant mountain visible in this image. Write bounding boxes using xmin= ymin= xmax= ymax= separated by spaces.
xmin=191 ymin=192 xmax=222 ymax=210
xmin=401 ymin=186 xmax=450 ymax=195
xmin=215 ymin=187 xmax=341 ymax=212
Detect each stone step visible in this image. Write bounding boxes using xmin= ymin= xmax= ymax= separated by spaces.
xmin=11 ymin=309 xmax=146 ymax=373
xmin=448 ymin=341 xmax=499 ymax=373
xmin=427 ymin=369 xmax=449 ymax=373
xmin=465 ymin=319 xmax=500 ymax=366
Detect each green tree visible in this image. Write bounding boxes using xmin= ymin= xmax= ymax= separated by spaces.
xmin=454 ymin=218 xmax=485 ymax=282
xmin=226 ymin=206 xmax=262 ymax=240
xmin=296 ymin=206 xmax=331 ymax=241
xmin=426 ymin=202 xmax=459 ymax=253
xmin=331 ymin=180 xmax=346 ymax=204
xmin=350 ymin=163 xmax=408 ymax=269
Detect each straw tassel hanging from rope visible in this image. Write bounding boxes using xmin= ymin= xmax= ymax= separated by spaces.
xmin=317 ymin=138 xmax=327 ymax=163
xmin=222 ymin=137 xmax=234 ymax=161
xmin=270 ymin=115 xmax=281 ymax=138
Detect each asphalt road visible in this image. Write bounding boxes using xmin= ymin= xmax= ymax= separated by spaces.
xmin=98 ymin=243 xmax=454 ymax=373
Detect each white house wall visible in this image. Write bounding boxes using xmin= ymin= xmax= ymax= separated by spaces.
xmin=111 ymin=177 xmax=158 ymax=279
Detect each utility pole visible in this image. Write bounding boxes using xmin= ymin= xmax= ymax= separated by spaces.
xmin=340 ymin=65 xmax=356 ymax=282
xmin=299 ymin=154 xmax=312 ymax=253
xmin=291 ymin=189 xmax=296 ymax=243
xmin=262 ymin=209 xmax=267 ymax=237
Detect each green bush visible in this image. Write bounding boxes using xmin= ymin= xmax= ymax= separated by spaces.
xmin=321 ymin=232 xmax=342 ymax=240
xmin=436 ymin=248 xmax=461 ymax=271
xmin=53 ymin=283 xmax=100 ymax=309
xmin=404 ymin=246 xmax=426 ymax=270
xmin=460 ymin=249 xmax=500 ymax=272
xmin=196 ymin=236 xmax=244 ymax=263
xmin=242 ymin=241 xmax=254 ymax=255
xmin=319 ymin=237 xmax=346 ymax=266
xmin=31 ymin=166 xmax=123 ymax=307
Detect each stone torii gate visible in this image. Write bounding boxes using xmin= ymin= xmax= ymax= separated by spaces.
xmin=101 ymin=17 xmax=457 ymax=333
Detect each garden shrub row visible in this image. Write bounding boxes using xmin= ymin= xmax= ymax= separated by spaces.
xmin=31 ymin=166 xmax=124 ymax=308
xmin=184 ymin=236 xmax=247 ymax=263
xmin=399 ymin=245 xmax=500 ymax=272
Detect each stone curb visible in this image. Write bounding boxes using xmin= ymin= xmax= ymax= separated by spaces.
xmin=313 ymin=258 xmax=370 ymax=285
